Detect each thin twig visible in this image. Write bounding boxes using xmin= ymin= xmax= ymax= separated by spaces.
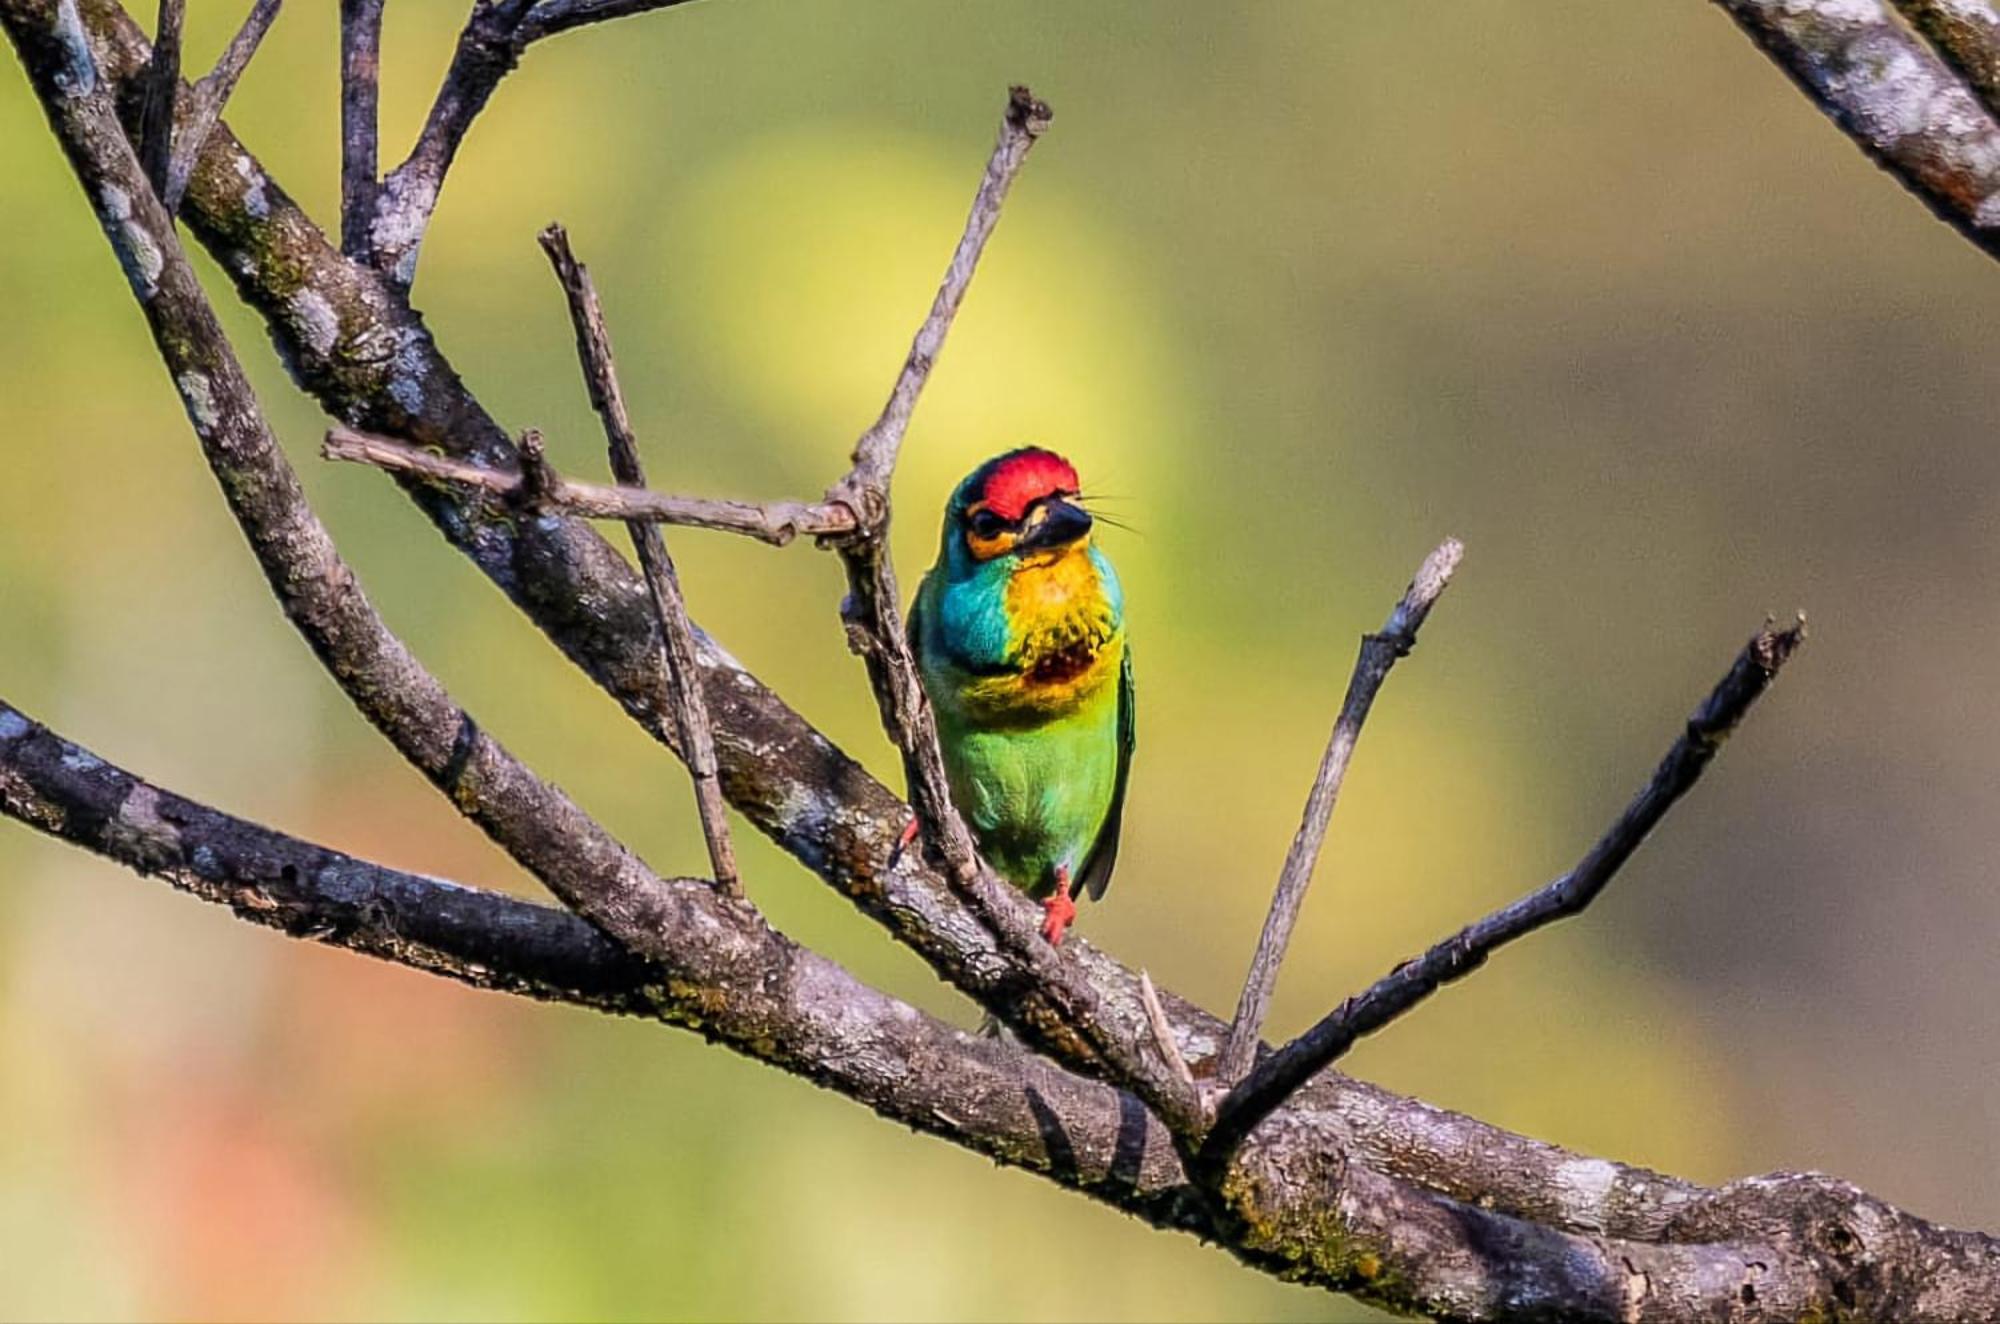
xmin=1139 ymin=970 xmax=1195 ymax=1090
xmin=339 ymin=0 xmax=383 ymax=258
xmin=824 ymin=83 xmax=1053 ymax=886
xmin=162 ymin=0 xmax=283 ymax=214
xmin=136 ymin=0 xmax=184 ymax=200
xmin=1214 ymin=539 xmax=1463 ymax=1087
xmin=834 ymin=85 xmax=1054 ymax=511
xmin=322 ymin=425 xmax=857 ymax=544
xmin=1199 ymin=618 xmax=1807 ymax=1173
xmin=538 ymin=222 xmax=742 ymax=898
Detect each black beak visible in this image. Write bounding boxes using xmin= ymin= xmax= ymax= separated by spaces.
xmin=1019 ymin=496 xmax=1093 ymax=551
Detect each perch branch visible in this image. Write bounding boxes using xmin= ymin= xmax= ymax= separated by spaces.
xmin=1201 ymin=619 xmax=1806 ymax=1172
xmin=8 ymin=693 xmax=1927 ymax=1323
xmin=321 ymin=425 xmax=859 ymax=544
xmin=338 ymin=0 xmax=381 ymax=257
xmin=133 ymin=0 xmax=180 ymax=198
xmin=1215 ymin=537 xmax=1462 ymax=1087
xmin=160 ymin=0 xmax=282 ymax=211
xmin=813 ymin=84 xmax=1206 ymax=1135
xmin=538 ymin=221 xmax=741 ymax=896
xmin=1714 ymin=0 xmax=2000 ymax=261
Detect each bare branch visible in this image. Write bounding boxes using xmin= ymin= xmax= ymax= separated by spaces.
xmin=1215 ymin=538 xmax=1462 ymax=1087
xmin=835 ymin=84 xmax=1053 ymax=508
xmin=809 ymin=85 xmax=1205 ymax=1133
xmin=0 ymin=695 xmax=1192 ymax=1223
xmin=1201 ymin=619 xmax=1807 ymax=1172
xmin=370 ymin=0 xmax=697 ymax=284
xmin=823 ymin=83 xmax=1052 ymax=887
xmin=338 ymin=0 xmax=381 ymax=257
xmin=322 ymin=425 xmax=858 ymax=544
xmin=539 ymin=221 xmax=741 ymax=897
xmin=1894 ymin=0 xmax=2000 ymax=120
xmin=1714 ymin=0 xmax=2000 ymax=261
xmin=161 ymin=0 xmax=282 ymax=214
xmin=134 ymin=0 xmax=181 ymax=198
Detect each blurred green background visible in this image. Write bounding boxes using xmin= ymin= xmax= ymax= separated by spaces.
xmin=5 ymin=1 xmax=1999 ymax=1319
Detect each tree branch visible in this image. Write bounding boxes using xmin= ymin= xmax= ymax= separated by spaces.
xmin=1215 ymin=538 xmax=1462 ymax=1087
xmin=1894 ymin=0 xmax=2000 ymax=120
xmin=0 ymin=695 xmax=1913 ymax=1324
xmin=337 ymin=0 xmax=381 ymax=258
xmin=1201 ymin=619 xmax=1807 ymax=1172
xmin=133 ymin=0 xmax=179 ymax=198
xmin=14 ymin=3 xmax=2000 ymax=1314
xmin=1713 ymin=0 xmax=2000 ymax=261
xmin=158 ymin=0 xmax=281 ymax=212
xmin=538 ymin=221 xmax=741 ymax=896
xmin=369 ymin=0 xmax=697 ymax=284
xmin=321 ymin=425 xmax=859 ymax=544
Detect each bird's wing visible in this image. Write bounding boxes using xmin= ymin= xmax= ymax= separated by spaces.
xmin=1077 ymin=644 xmax=1135 ymax=902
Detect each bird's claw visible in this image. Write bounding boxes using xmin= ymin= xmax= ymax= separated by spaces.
xmin=888 ymin=814 xmax=921 ymax=867
xmin=1041 ymin=888 xmax=1077 ymax=946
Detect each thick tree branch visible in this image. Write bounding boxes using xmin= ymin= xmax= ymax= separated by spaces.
xmin=1216 ymin=538 xmax=1462 ymax=1087
xmin=17 ymin=696 xmax=2000 ymax=1322
xmin=1714 ymin=0 xmax=2000 ymax=261
xmin=1202 ymin=620 xmax=1806 ymax=1173
xmin=538 ymin=222 xmax=741 ymax=896
xmin=337 ymin=0 xmax=381 ymax=258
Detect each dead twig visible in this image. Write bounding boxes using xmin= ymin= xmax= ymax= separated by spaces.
xmin=1198 ymin=618 xmax=1807 ymax=1174
xmin=538 ymin=221 xmax=742 ymax=898
xmin=1214 ymin=538 xmax=1462 ymax=1087
xmin=338 ymin=0 xmax=381 ymax=256
xmin=321 ymin=425 xmax=858 ymax=545
xmin=135 ymin=0 xmax=183 ymax=200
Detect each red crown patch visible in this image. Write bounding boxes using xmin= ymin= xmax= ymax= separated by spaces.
xmin=977 ymin=449 xmax=1080 ymax=521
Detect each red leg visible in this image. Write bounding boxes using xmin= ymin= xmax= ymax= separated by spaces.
xmin=888 ymin=814 xmax=921 ymax=867
xmin=1041 ymin=865 xmax=1077 ymax=946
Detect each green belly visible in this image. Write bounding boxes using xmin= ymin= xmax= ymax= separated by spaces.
xmin=936 ymin=699 xmax=1119 ymax=898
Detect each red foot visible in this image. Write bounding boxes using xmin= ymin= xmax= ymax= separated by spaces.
xmin=888 ymin=814 xmax=921 ymax=867
xmin=1041 ymin=867 xmax=1077 ymax=946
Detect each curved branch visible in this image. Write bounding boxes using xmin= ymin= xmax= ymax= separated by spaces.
xmin=0 ymin=698 xmax=1912 ymax=1324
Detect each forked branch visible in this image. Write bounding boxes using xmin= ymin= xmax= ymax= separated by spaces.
xmin=1200 ymin=618 xmax=1807 ymax=1171
xmin=1214 ymin=537 xmax=1463 ymax=1087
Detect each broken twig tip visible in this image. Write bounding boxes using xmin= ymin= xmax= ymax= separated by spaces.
xmin=1007 ymin=84 xmax=1053 ymax=135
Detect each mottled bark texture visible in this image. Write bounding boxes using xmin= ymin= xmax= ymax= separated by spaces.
xmin=9 ymin=0 xmax=2000 ymax=1317
xmin=1715 ymin=0 xmax=2000 ymax=259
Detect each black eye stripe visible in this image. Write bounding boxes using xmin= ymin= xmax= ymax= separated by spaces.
xmin=968 ymin=510 xmax=1009 ymax=538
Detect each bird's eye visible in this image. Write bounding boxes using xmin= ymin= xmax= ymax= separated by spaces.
xmin=968 ymin=510 xmax=1006 ymax=539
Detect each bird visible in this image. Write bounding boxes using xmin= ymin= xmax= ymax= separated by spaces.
xmin=908 ymin=447 xmax=1133 ymax=946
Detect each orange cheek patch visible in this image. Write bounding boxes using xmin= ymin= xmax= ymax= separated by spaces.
xmin=965 ymin=528 xmax=1018 ymax=561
